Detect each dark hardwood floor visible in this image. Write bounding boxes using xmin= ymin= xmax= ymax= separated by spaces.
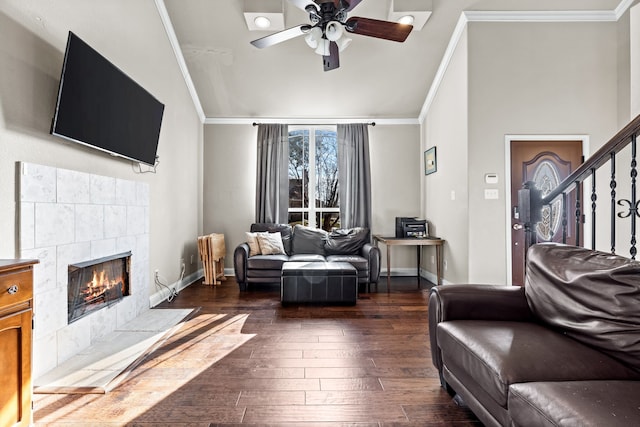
xmin=34 ymin=276 xmax=481 ymax=426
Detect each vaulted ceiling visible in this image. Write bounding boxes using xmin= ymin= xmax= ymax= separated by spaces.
xmin=162 ymin=0 xmax=627 ymax=121
xmin=1 ymin=0 xmax=630 ymax=122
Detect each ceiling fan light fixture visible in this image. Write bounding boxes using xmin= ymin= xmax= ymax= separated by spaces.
xmin=325 ymin=21 xmax=344 ymax=41
xmin=336 ymin=36 xmax=352 ymax=52
xmin=314 ymin=38 xmax=330 ymax=56
xmin=304 ymin=26 xmax=322 ymax=49
xmin=253 ymin=16 xmax=272 ymax=28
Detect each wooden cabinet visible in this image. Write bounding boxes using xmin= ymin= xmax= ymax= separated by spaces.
xmin=0 ymin=259 xmax=37 ymax=427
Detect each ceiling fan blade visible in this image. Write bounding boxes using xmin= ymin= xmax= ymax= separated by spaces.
xmin=323 ymin=41 xmax=340 ymax=71
xmin=345 ymin=17 xmax=412 ymax=42
xmin=250 ymin=25 xmax=308 ymax=49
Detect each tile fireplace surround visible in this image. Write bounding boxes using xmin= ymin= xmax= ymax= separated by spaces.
xmin=19 ymin=162 xmax=150 ymax=379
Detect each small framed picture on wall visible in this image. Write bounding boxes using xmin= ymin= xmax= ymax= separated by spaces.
xmin=424 ymin=146 xmax=437 ymax=175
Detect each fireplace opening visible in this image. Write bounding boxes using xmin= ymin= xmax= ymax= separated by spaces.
xmin=68 ymin=251 xmax=131 ymax=323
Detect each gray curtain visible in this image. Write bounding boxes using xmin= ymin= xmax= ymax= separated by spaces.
xmin=338 ymin=123 xmax=371 ymax=229
xmin=255 ymin=124 xmax=289 ymax=224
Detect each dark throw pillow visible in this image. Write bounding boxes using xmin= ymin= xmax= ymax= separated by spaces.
xmin=325 ymin=227 xmax=370 ymax=255
xmin=291 ymin=224 xmax=328 ymax=255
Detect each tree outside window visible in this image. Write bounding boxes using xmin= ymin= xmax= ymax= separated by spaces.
xmin=288 ymin=126 xmax=340 ymax=231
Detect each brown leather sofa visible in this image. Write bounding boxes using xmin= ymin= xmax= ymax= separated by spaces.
xmin=429 ymin=243 xmax=640 ymax=426
xmin=234 ymin=223 xmax=380 ymax=291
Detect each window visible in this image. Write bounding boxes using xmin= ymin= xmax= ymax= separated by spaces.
xmin=288 ymin=126 xmax=340 ymax=231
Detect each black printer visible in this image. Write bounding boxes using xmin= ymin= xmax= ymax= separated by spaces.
xmin=395 ymin=217 xmax=428 ymax=238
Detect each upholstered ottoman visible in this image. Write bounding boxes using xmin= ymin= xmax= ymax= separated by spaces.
xmin=281 ymin=262 xmax=357 ymax=305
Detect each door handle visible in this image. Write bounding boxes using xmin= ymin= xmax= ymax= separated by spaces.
xmin=513 ymin=224 xmax=524 ymax=230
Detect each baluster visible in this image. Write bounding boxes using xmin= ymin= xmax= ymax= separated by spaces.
xmin=631 ymin=135 xmax=637 ymax=259
xmin=575 ymin=181 xmax=581 ymax=247
xmin=610 ymin=152 xmax=616 ymax=254
xmin=562 ymin=193 xmax=567 ymax=243
xmin=591 ymin=168 xmax=597 ymax=250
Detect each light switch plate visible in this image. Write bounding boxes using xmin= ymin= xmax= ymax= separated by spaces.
xmin=484 ymin=189 xmax=499 ymax=199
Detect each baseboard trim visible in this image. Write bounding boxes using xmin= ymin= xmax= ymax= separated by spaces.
xmin=149 ymin=268 xmax=204 ymax=307
xmin=380 ymin=268 xmax=448 ymax=285
xmin=155 ymin=268 xmax=447 ymax=297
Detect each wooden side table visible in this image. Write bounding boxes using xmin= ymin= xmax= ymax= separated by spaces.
xmin=373 ymin=235 xmax=445 ymax=293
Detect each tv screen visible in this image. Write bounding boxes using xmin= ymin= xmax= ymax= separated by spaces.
xmin=51 ymin=32 xmax=164 ymax=166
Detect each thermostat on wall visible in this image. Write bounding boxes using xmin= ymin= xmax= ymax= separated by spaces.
xmin=485 ymin=173 xmax=498 ymax=184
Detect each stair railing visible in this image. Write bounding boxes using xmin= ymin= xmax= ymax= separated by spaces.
xmin=518 ymin=114 xmax=640 ymax=260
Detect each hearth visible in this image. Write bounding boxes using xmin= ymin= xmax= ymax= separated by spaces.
xmin=68 ymin=252 xmax=131 ymax=323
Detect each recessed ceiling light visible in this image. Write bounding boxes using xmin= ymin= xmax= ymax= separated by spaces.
xmin=254 ymin=16 xmax=271 ymax=29
xmin=387 ymin=0 xmax=432 ymax=31
xmin=398 ymin=15 xmax=414 ymax=25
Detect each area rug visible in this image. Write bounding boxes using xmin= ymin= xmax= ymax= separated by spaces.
xmin=33 ymin=308 xmax=196 ymax=394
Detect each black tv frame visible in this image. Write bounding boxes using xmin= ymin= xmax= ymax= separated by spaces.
xmin=51 ymin=32 xmax=164 ymax=166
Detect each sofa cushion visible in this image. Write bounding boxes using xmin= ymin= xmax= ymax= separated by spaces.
xmin=525 ymin=243 xmax=640 ymax=372
xmin=289 ymin=254 xmax=326 ymax=263
xmin=251 ymin=223 xmax=293 ymax=255
xmin=246 ymin=254 xmax=289 ymax=270
xmin=256 ymin=231 xmax=286 ymax=255
xmin=292 ymin=224 xmax=328 ymax=255
xmin=324 ymin=227 xmax=369 ymax=255
xmin=509 ymin=381 xmax=640 ymax=427
xmin=437 ymin=320 xmax=640 ymax=408
xmin=326 ymin=255 xmax=368 ymax=275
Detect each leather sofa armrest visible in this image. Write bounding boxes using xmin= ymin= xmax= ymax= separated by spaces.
xmin=428 ymin=284 xmax=533 ymax=382
xmin=361 ymin=243 xmax=381 ymax=284
xmin=430 ymin=284 xmax=533 ymax=323
xmin=234 ymin=243 xmax=250 ymax=289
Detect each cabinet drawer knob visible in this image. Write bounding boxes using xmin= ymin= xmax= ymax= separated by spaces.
xmin=7 ymin=285 xmax=19 ymax=295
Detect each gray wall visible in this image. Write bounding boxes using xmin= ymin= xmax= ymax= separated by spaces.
xmin=422 ymin=27 xmax=469 ymax=284
xmin=423 ymin=20 xmax=623 ymax=284
xmin=467 ymin=21 xmax=618 ymax=283
xmin=0 ymin=0 xmax=203 ymax=297
xmin=203 ymin=123 xmax=422 ymax=274
xmin=203 ymin=124 xmax=256 ymax=266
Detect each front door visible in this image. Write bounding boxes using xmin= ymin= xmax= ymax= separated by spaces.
xmin=510 ymin=140 xmax=583 ymax=285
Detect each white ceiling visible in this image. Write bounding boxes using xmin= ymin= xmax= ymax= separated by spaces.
xmin=0 ymin=0 xmax=631 ymax=122
xmin=162 ymin=0 xmax=629 ymax=122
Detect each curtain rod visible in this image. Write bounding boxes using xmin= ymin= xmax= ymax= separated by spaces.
xmin=252 ymin=122 xmax=376 ymax=127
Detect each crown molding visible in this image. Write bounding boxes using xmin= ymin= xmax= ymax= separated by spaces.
xmin=418 ymin=12 xmax=468 ymax=124
xmin=463 ymin=10 xmax=618 ymax=23
xmin=204 ymin=117 xmax=420 ymax=126
xmin=155 ymin=0 xmax=634 ymax=126
xmin=418 ymin=1 xmax=635 ymax=124
xmin=154 ymin=0 xmax=206 ymax=123
xmin=615 ymin=0 xmax=636 ymax=20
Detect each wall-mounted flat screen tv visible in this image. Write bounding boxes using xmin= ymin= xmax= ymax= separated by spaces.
xmin=51 ymin=31 xmax=164 ymax=166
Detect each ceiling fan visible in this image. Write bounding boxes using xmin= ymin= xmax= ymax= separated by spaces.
xmin=250 ymin=0 xmax=413 ymax=72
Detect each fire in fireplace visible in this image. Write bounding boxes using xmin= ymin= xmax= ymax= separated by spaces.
xmin=68 ymin=251 xmax=131 ymax=323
